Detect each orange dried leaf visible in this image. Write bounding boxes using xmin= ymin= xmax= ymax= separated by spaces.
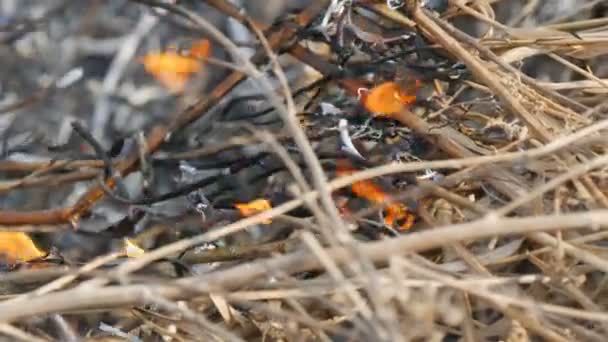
xmin=189 ymin=39 xmax=211 ymax=59
xmin=0 ymin=232 xmax=46 ymax=264
xmin=362 ymin=81 xmax=417 ymax=116
xmin=235 ymin=199 xmax=273 ymax=224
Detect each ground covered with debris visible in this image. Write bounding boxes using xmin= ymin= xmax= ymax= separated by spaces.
xmin=1 ymin=0 xmax=608 ymax=341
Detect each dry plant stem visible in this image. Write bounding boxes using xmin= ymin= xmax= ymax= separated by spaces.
xmin=300 ymin=232 xmax=374 ymax=320
xmin=393 ymin=258 xmax=571 ymax=342
xmin=70 ymin=122 xmax=113 ymax=178
xmin=3 ymin=4 xmax=607 ymax=338
xmin=544 ymin=17 xmax=608 ymax=31
xmin=225 ymin=285 xmax=350 ymax=301
xmin=299 ymin=46 xmax=531 ymax=201
xmin=203 ymin=0 xmax=253 ymax=25
xmin=0 ymin=267 xmax=72 ymax=285
xmin=434 ymin=173 xmax=608 ymax=312
xmin=160 ymin=133 xmax=291 ymax=161
xmin=527 ymin=232 xmax=608 ymax=274
xmin=423 ymin=206 xmax=484 ymax=342
xmin=29 ymin=252 xmax=123 ymax=297
xmin=544 ymin=0 xmax=607 ymax=25
xmin=50 ymin=314 xmax=78 ymax=342
xmin=529 ymin=255 xmax=608 ymax=331
xmin=131 ymin=310 xmax=188 ymax=342
xmin=141 ymin=290 xmax=245 ymax=342
xmin=410 ymin=7 xmax=551 ymax=142
xmin=2 ymin=211 xmax=608 ymax=323
xmin=493 ymin=153 xmax=608 ymax=216
xmin=0 ymin=323 xmax=48 ymax=342
xmin=0 ymin=168 xmax=100 ymax=194
xmin=251 ymin=129 xmax=328 ymax=229
xmin=92 ymin=12 xmax=157 ymax=141
xmin=581 ymin=171 xmax=608 ymax=209
xmin=0 ymin=124 xmax=165 ymax=226
xmin=438 ymin=185 xmax=608 ymax=333
xmin=233 ymin=299 xmax=350 ymax=337
xmin=392 ymin=109 xmax=527 ymax=200
xmin=180 ymin=238 xmax=294 ymax=264
xmin=435 ymin=168 xmax=608 ymax=278
xmin=189 ymin=211 xmax=608 ymax=293
xmin=0 ymin=160 xmax=86 ymax=180
xmin=0 ymin=132 xmax=289 ymax=175
xmin=0 ymin=208 xmax=73 ymax=226
xmin=0 ymin=159 xmax=104 ymax=173
xmin=460 ymin=293 xmax=476 ymax=342
xmin=548 ymin=52 xmax=608 ymax=89
xmin=492 ymin=230 xmax=608 ymax=269
xmin=132 ymin=0 xmax=332 ymax=217
xmin=416 ymin=6 xmax=588 ymax=115
xmin=424 ymin=199 xmax=491 ymax=276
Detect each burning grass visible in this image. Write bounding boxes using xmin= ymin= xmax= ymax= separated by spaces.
xmin=1 ymin=0 xmax=608 ymax=340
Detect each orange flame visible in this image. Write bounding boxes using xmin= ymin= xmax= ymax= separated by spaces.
xmin=0 ymin=232 xmax=46 ymax=265
xmin=336 ymin=160 xmax=414 ymax=230
xmin=361 ymin=81 xmax=419 ymax=116
xmin=188 ymin=39 xmax=211 ymax=59
xmin=235 ymin=199 xmax=273 ymax=224
xmin=141 ymin=39 xmax=211 ymax=93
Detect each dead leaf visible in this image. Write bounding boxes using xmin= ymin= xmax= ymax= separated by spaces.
xmin=210 ymin=293 xmax=233 ymax=324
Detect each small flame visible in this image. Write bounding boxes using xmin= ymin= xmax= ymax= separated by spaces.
xmin=0 ymin=232 xmax=46 ymax=265
xmin=235 ymin=199 xmax=273 ymax=224
xmin=188 ymin=39 xmax=211 ymax=59
xmin=385 ymin=203 xmax=415 ymax=231
xmin=141 ymin=39 xmax=211 ymax=93
xmin=361 ymin=81 xmax=418 ymax=116
xmin=336 ymin=160 xmax=414 ymax=230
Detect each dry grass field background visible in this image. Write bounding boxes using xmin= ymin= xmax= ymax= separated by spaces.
xmin=1 ymin=0 xmax=608 ymax=341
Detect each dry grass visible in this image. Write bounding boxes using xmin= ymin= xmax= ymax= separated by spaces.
xmin=1 ymin=0 xmax=608 ymax=341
